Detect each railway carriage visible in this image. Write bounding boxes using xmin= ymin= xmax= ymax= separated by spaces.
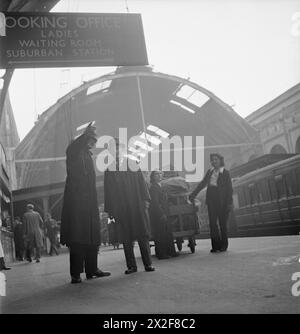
xmin=196 ymin=154 xmax=300 ymax=237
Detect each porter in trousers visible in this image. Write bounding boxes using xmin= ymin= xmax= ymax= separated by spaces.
xmin=149 ymin=171 xmax=177 ymax=259
xmin=104 ymin=139 xmax=155 ymax=274
xmin=61 ymin=123 xmax=110 ymax=283
xmin=189 ymin=153 xmax=233 ymax=252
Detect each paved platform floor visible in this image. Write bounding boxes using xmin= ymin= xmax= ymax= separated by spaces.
xmin=1 ymin=235 xmax=299 ymax=314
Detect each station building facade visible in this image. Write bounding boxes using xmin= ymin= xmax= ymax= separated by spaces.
xmin=246 ymin=83 xmax=300 ymax=157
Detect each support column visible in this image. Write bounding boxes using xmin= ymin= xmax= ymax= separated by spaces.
xmin=42 ymin=196 xmax=50 ymax=254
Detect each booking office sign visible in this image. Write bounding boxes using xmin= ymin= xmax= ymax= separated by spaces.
xmin=0 ymin=12 xmax=148 ymax=68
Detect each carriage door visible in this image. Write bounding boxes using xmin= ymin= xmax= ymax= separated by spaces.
xmin=248 ymin=183 xmax=261 ymax=226
xmin=274 ymin=174 xmax=289 ymax=224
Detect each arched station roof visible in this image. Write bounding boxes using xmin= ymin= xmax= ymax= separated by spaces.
xmin=15 ymin=66 xmax=258 ymax=189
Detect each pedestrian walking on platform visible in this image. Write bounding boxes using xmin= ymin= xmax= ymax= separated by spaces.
xmin=189 ymin=153 xmax=233 ymax=253
xmin=45 ymin=213 xmax=60 ymax=256
xmin=13 ymin=216 xmax=25 ymax=261
xmin=22 ymin=204 xmax=44 ymax=263
xmin=61 ymin=123 xmax=111 ymax=284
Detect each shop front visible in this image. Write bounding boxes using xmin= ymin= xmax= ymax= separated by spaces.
xmin=0 ymin=142 xmax=14 ymax=262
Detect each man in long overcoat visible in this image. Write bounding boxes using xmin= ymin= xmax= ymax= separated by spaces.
xmin=61 ymin=123 xmax=110 ymax=283
xmin=23 ymin=204 xmax=44 ymax=263
xmin=104 ymin=139 xmax=155 ymax=274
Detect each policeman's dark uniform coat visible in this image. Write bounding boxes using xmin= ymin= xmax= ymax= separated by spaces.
xmin=61 ymin=131 xmax=100 ymax=277
xmin=190 ymin=168 xmax=233 ymax=251
xmin=149 ymin=182 xmax=177 ymax=259
xmin=104 ymin=160 xmax=152 ymax=270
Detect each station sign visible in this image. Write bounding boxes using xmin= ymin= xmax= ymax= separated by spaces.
xmin=0 ymin=12 xmax=148 ymax=68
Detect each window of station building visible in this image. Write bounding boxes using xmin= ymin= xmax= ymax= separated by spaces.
xmin=86 ymin=80 xmax=111 ymax=96
xmin=275 ymin=123 xmax=281 ymax=132
xmin=147 ymin=125 xmax=170 ymax=139
xmin=0 ymin=143 xmax=7 ymax=171
xmin=174 ymin=85 xmax=210 ymax=110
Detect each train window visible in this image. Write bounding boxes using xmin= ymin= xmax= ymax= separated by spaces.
xmin=243 ymin=186 xmax=251 ymax=206
xmin=275 ymin=174 xmax=287 ymax=199
xmin=233 ymin=193 xmax=239 ymax=209
xmin=295 ymin=168 xmax=300 ymax=195
xmin=248 ymin=183 xmax=258 ymax=205
xmin=268 ymin=178 xmax=277 ymax=201
xmin=237 ymin=188 xmax=244 ymax=207
xmin=284 ymin=172 xmax=295 ymax=196
xmin=237 ymin=187 xmax=247 ymax=207
xmin=258 ymin=179 xmax=270 ymax=202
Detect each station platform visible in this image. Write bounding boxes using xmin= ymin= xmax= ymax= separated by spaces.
xmin=1 ymin=235 xmax=299 ymax=314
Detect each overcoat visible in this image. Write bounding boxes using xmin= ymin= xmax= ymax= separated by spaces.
xmin=0 ymin=219 xmax=4 ymax=258
xmin=104 ymin=162 xmax=151 ymax=243
xmin=22 ymin=211 xmax=44 ymax=249
xmin=60 ymin=133 xmax=100 ymax=246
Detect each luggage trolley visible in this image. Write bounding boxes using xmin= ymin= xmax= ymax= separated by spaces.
xmin=166 ymin=193 xmax=200 ymax=253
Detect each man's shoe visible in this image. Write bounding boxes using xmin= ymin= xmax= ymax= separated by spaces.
xmin=27 ymin=258 xmax=32 ymax=262
xmin=124 ymin=267 xmax=137 ymax=275
xmin=86 ymin=269 xmax=111 ymax=280
xmin=2 ymin=266 xmax=11 ymax=270
xmin=210 ymin=249 xmax=220 ymax=253
xmin=220 ymin=248 xmax=227 ymax=252
xmin=71 ymin=276 xmax=82 ymax=284
xmin=36 ymin=259 xmax=40 ymax=263
xmin=145 ymin=266 xmax=155 ymax=272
